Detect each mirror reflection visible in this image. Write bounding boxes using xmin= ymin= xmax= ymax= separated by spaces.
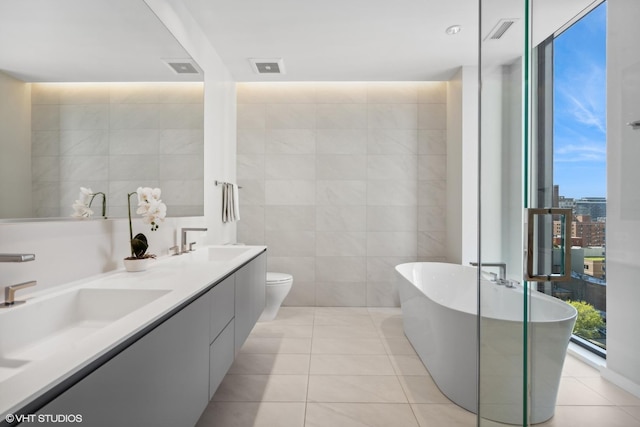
xmin=0 ymin=0 xmax=204 ymax=221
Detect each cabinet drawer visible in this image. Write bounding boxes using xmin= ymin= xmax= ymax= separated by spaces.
xmin=209 ymin=318 xmax=235 ymax=400
xmin=210 ymin=275 xmax=235 ymax=343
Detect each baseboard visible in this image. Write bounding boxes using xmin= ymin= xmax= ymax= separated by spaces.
xmin=601 ymin=366 xmax=640 ymax=399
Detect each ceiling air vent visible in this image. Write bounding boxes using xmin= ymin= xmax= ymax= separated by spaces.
xmin=485 ymin=19 xmax=518 ymax=40
xmin=163 ymin=59 xmax=200 ymax=74
xmin=249 ymin=58 xmax=286 ymax=75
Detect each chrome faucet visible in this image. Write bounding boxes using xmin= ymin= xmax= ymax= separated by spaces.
xmin=3 ymin=281 xmax=37 ymax=307
xmin=469 ymin=262 xmax=518 ymax=288
xmin=1 ymin=252 xmax=37 ymax=307
xmin=180 ymin=228 xmax=208 ymax=253
xmin=0 ymin=253 xmax=35 ymax=262
xmin=469 ymin=262 xmax=507 ymax=281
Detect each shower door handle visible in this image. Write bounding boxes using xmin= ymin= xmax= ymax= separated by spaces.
xmin=525 ymin=208 xmax=573 ymax=282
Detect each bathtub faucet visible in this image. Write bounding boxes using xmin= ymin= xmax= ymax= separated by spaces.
xmin=469 ymin=262 xmax=506 ymax=281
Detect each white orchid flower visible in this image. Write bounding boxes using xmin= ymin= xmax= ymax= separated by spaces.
xmin=151 ymin=187 xmax=161 ymax=200
xmin=134 ymin=188 xmax=167 ymax=230
xmin=72 ymin=187 xmax=98 ymax=218
xmin=72 ymin=200 xmax=94 ymax=218
xmin=79 ymin=187 xmax=93 ymax=205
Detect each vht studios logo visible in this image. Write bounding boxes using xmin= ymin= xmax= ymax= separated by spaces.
xmin=5 ymin=413 xmax=83 ymax=424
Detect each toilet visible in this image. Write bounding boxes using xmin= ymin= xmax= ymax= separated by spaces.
xmin=259 ymin=272 xmax=293 ymax=322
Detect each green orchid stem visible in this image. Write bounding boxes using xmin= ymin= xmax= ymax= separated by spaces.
xmin=127 ymin=191 xmax=137 ymax=258
xmin=88 ymin=192 xmax=107 ymax=217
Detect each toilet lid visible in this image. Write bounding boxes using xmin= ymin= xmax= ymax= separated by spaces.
xmin=267 ymin=272 xmax=292 ymax=284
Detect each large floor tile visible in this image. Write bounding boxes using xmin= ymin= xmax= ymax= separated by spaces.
xmin=622 ymin=406 xmax=640 ymax=421
xmin=267 ymin=306 xmax=316 ymax=324
xmin=537 ymin=405 xmax=640 ymax=427
xmin=312 ymin=337 xmax=387 ymax=354
xmin=308 ymin=375 xmax=408 ymax=403
xmin=382 ymin=336 xmax=417 ymax=355
xmin=398 ymin=376 xmax=451 ymax=403
xmin=561 ymin=354 xmax=601 ymax=377
xmin=228 ymin=353 xmax=310 ymax=375
xmin=250 ymin=323 xmax=314 ymax=338
xmin=240 ymin=337 xmax=312 ymax=354
xmin=313 ymin=323 xmax=380 ymax=338
xmin=555 ymin=377 xmax=615 ymax=406
xmin=212 ymin=374 xmax=308 ymax=402
xmin=305 ymin=403 xmax=419 ymax=427
xmin=577 ymin=376 xmax=640 ymax=406
xmin=411 ymin=403 xmax=475 ymax=427
xmin=196 ymin=402 xmax=305 ymax=427
xmin=389 ymin=354 xmax=431 ymax=376
xmin=310 ymin=354 xmax=395 ymax=375
xmin=314 ymin=307 xmax=374 ymax=327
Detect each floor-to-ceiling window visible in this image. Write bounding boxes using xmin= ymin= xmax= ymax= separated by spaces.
xmin=549 ymin=1 xmax=608 ymax=353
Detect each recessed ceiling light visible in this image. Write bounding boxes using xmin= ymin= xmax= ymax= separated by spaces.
xmin=248 ymin=58 xmax=286 ymax=74
xmin=162 ymin=58 xmax=201 ymax=74
xmin=445 ymin=25 xmax=462 ymax=35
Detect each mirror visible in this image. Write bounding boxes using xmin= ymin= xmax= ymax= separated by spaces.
xmin=0 ymin=0 xmax=204 ymax=221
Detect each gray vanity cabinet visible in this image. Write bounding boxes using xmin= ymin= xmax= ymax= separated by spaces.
xmin=33 ymin=251 xmax=266 ymax=427
xmin=37 ymin=295 xmax=210 ymax=427
xmin=234 ymin=252 xmax=266 ymax=355
xmin=208 ymin=274 xmax=235 ymax=399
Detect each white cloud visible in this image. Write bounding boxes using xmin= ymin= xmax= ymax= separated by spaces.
xmin=556 ymin=62 xmax=606 ymax=133
xmin=554 ymin=143 xmax=606 ymax=163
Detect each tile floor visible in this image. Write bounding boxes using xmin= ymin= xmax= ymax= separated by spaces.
xmin=196 ymin=307 xmax=640 ymax=427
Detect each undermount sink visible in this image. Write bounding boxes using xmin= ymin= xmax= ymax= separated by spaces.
xmin=206 ymin=246 xmax=254 ymax=262
xmin=0 ymin=288 xmax=169 ymax=382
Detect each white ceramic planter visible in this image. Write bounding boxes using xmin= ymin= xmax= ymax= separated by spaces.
xmin=123 ymin=258 xmax=151 ymax=272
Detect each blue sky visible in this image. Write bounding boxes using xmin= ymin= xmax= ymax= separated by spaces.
xmin=553 ymin=2 xmax=607 ymax=199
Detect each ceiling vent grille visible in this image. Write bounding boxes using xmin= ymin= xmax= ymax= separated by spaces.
xmin=485 ymin=19 xmax=518 ymax=40
xmin=163 ymin=59 xmax=200 ymax=74
xmin=249 ymin=58 xmax=286 ymax=74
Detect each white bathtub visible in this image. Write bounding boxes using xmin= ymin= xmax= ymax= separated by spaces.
xmin=396 ymin=262 xmax=577 ymax=425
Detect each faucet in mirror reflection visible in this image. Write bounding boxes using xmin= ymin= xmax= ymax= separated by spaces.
xmin=216 ymin=180 xmax=241 ymax=223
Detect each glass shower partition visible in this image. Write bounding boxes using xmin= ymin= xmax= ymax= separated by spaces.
xmin=478 ymin=1 xmax=599 ymax=425
xmin=478 ymin=0 xmax=528 ymax=425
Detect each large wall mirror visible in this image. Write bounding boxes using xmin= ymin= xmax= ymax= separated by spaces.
xmin=0 ymin=0 xmax=204 ymax=221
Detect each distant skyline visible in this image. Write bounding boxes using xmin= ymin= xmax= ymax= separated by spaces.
xmin=553 ymin=2 xmax=607 ymax=199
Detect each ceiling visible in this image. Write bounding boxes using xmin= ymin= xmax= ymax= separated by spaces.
xmin=182 ymin=0 xmax=599 ymax=82
xmin=0 ymin=0 xmax=201 ymax=82
xmin=0 ymin=0 xmax=599 ymax=83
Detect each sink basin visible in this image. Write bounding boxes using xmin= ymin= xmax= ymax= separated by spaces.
xmin=206 ymin=246 xmax=254 ymax=262
xmin=0 ymin=288 xmax=169 ymax=381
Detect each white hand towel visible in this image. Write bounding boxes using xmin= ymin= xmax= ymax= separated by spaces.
xmin=222 ymin=183 xmax=229 ymax=223
xmin=232 ymin=184 xmax=241 ymax=221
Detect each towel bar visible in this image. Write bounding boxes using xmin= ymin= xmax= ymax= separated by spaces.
xmin=214 ymin=180 xmax=242 ymax=189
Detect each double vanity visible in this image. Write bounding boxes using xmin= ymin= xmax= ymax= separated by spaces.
xmin=0 ymin=245 xmax=267 ymax=426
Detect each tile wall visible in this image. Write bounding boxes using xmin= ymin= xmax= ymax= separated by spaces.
xmin=236 ymin=82 xmax=447 ymax=307
xmin=30 ymin=82 xmax=204 ymax=218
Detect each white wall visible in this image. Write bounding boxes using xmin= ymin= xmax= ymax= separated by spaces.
xmin=145 ymin=0 xmax=238 ymax=245
xmin=0 ymin=71 xmax=32 ymax=218
xmin=446 ymin=66 xmax=478 ymax=265
xmin=601 ymin=0 xmax=640 ymax=396
xmin=0 ymin=1 xmax=236 ymax=299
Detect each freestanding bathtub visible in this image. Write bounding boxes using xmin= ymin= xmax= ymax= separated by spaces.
xmin=396 ymin=262 xmax=577 ymax=425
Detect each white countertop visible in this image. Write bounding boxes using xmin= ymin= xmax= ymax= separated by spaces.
xmin=0 ymin=245 xmax=266 ymax=419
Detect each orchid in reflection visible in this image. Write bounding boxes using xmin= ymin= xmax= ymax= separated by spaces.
xmin=71 ymin=187 xmax=106 ymax=218
xmin=126 ymin=187 xmax=167 ymax=259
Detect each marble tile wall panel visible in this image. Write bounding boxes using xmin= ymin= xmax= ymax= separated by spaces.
xmin=237 ymin=82 xmax=447 ymax=307
xmin=30 ymin=82 xmax=204 ymax=218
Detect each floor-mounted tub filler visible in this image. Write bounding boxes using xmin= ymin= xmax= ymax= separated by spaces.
xmin=396 ymin=262 xmax=577 ymax=425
